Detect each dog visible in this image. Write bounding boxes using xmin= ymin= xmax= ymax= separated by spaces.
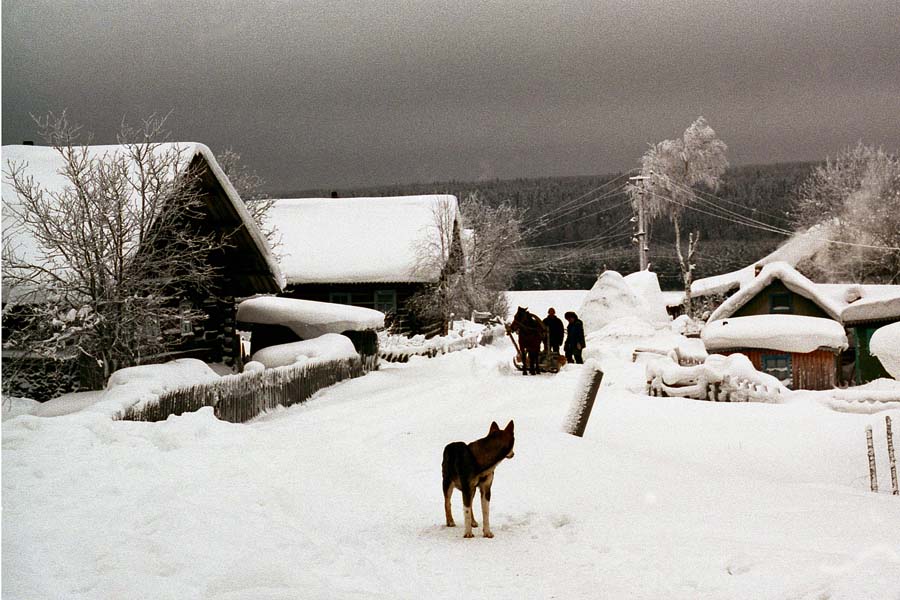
xmin=442 ymin=420 xmax=515 ymax=538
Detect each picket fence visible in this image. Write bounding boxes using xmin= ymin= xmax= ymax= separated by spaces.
xmin=124 ymin=355 xmax=365 ymax=423
xmin=379 ymin=324 xmax=505 ymax=363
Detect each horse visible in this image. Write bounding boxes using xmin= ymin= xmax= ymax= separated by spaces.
xmin=509 ymin=306 xmax=546 ymax=376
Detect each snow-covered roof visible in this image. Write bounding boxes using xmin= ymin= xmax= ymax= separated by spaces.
xmin=691 ymin=224 xmax=832 ymax=297
xmin=236 ymin=296 xmax=384 ymax=338
xmin=706 ymin=261 xmax=900 ymax=325
xmin=265 ymin=195 xmax=459 ymax=285
xmin=708 ymin=261 xmax=845 ymax=322
xmin=2 ymin=143 xmax=284 ymax=300
xmin=701 ymin=315 xmax=848 ymax=353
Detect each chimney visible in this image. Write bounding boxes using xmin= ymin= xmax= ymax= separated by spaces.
xmin=754 ymin=263 xmax=763 ymax=277
xmin=330 ymin=190 xmax=338 ymax=198
xmin=22 ymin=141 xmax=34 ymax=145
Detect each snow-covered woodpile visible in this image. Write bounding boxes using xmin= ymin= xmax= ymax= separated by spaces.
xmin=646 ymin=353 xmax=787 ymax=403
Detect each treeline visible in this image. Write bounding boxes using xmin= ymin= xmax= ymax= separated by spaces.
xmin=276 ymin=162 xmax=817 ymax=290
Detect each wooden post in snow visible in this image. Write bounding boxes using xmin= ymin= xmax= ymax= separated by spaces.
xmin=887 ymin=416 xmax=898 ymax=496
xmin=567 ymin=367 xmax=604 ymax=438
xmin=866 ymin=425 xmax=878 ymax=493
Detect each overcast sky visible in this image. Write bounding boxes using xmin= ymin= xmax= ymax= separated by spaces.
xmin=3 ymin=0 xmax=899 ymax=192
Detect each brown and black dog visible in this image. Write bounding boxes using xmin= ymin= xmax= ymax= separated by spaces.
xmin=442 ymin=420 xmax=515 ymax=538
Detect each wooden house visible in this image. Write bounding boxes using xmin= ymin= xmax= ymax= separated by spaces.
xmin=701 ymin=314 xmax=847 ymax=390
xmin=2 ymin=143 xmax=283 ymax=399
xmin=265 ymin=195 xmax=464 ymax=335
xmin=705 ymin=261 xmax=900 ymax=387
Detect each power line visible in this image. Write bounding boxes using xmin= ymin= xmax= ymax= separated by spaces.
xmin=521 ymin=171 xmax=635 ymax=228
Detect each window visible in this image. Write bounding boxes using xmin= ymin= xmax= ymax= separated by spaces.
xmin=770 ymin=292 xmax=793 ymax=313
xmin=762 ymin=353 xmax=792 ymax=387
xmin=330 ymin=292 xmax=352 ymax=305
xmin=374 ymin=289 xmax=397 ymax=314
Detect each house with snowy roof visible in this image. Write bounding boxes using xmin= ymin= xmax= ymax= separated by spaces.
xmin=2 ymin=143 xmax=284 ymax=398
xmin=704 ymin=261 xmax=900 ymax=388
xmin=264 ymin=195 xmax=463 ymax=335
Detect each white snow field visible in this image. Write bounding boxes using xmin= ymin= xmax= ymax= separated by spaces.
xmin=4 ymin=336 xmax=900 ymax=599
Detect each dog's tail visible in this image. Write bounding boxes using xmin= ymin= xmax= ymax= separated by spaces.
xmin=442 ymin=441 xmax=466 ymax=480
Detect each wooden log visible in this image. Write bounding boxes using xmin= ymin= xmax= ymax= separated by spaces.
xmin=887 ymin=416 xmax=898 ymax=496
xmin=866 ymin=425 xmax=879 ymax=493
xmin=568 ymin=368 xmax=604 ymax=438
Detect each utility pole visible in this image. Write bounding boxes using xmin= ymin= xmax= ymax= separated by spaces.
xmin=629 ymin=175 xmax=650 ymax=271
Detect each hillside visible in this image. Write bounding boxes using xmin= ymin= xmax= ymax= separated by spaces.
xmin=273 ymin=162 xmax=817 ymax=290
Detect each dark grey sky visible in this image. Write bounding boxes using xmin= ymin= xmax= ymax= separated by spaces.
xmin=4 ymin=0 xmax=900 ymax=191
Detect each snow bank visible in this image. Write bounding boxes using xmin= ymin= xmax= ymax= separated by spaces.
xmin=1 ymin=396 xmax=41 ymax=421
xmin=702 ymin=315 xmax=848 ymax=353
xmin=579 ymin=270 xmax=669 ymax=334
xmin=97 ymin=359 xmax=222 ymax=416
xmin=869 ymin=321 xmax=900 ymax=379
xmin=251 ymin=333 xmax=358 ymax=369
xmin=237 ymin=295 xmax=384 ymax=338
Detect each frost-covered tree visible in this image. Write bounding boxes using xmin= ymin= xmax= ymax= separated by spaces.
xmin=2 ymin=112 xmax=224 ymax=385
xmin=628 ymin=117 xmax=728 ymax=316
xmin=215 ymin=148 xmax=277 ymax=248
xmin=408 ymin=193 xmax=525 ymax=332
xmin=793 ymin=144 xmax=900 ymax=283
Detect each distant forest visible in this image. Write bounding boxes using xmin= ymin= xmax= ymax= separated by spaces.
xmin=274 ymin=162 xmax=817 ymax=290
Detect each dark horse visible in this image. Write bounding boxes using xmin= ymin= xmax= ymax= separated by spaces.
xmin=510 ymin=306 xmax=546 ymax=376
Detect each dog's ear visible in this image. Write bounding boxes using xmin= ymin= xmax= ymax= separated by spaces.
xmin=506 ymin=420 xmax=514 ymax=432
xmin=489 ymin=421 xmax=500 ymax=433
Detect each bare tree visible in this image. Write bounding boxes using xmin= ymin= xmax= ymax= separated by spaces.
xmin=215 ymin=148 xmax=278 ymax=248
xmin=408 ymin=193 xmax=525 ymax=331
xmin=628 ymin=116 xmax=728 ymax=316
xmin=793 ymin=144 xmax=900 ymax=284
xmin=2 ymin=112 xmax=225 ymax=384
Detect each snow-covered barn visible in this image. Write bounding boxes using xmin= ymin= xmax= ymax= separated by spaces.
xmin=706 ymin=261 xmax=900 ymax=387
xmin=265 ymin=195 xmax=463 ymax=335
xmin=2 ymin=143 xmax=283 ymax=398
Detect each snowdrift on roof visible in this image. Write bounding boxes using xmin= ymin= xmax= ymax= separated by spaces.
xmin=265 ymin=195 xmax=458 ymax=285
xmin=237 ymin=296 xmax=384 ymax=338
xmin=702 ymin=315 xmax=848 ymax=354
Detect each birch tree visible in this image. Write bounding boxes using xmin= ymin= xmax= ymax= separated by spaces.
xmin=2 ymin=112 xmax=225 ymax=385
xmin=628 ymin=117 xmax=728 ymax=316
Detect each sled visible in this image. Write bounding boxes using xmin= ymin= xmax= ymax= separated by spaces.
xmin=504 ymin=323 xmax=563 ymax=374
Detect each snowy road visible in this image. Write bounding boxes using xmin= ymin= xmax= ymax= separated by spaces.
xmin=3 ymin=339 xmax=900 ymax=599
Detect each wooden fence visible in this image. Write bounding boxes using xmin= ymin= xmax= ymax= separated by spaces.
xmin=123 ymin=356 xmax=365 ymax=423
xmin=379 ymin=324 xmax=505 ymax=363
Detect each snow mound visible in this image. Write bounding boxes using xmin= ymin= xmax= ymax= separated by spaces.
xmin=869 ymin=321 xmax=900 ymax=379
xmin=579 ymin=270 xmax=668 ymax=334
xmin=98 ymin=359 xmax=222 ymax=416
xmin=251 ymin=333 xmax=358 ymax=369
xmin=2 ymin=396 xmax=41 ymax=421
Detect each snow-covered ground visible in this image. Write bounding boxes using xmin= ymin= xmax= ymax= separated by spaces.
xmin=4 ymin=326 xmax=900 ymax=599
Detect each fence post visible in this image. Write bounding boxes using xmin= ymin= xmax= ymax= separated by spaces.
xmin=567 ymin=367 xmax=604 ymax=438
xmin=887 ymin=416 xmax=899 ymax=496
xmin=866 ymin=425 xmax=879 ymax=493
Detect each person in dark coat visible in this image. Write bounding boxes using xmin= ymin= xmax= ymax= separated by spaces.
xmin=542 ymin=308 xmax=564 ymax=354
xmin=563 ymin=311 xmax=586 ymax=364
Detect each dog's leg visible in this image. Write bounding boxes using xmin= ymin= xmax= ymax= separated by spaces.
xmin=443 ymin=480 xmax=455 ymax=527
xmin=462 ymin=487 xmax=475 ymax=538
xmin=480 ymin=477 xmax=494 ymax=538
